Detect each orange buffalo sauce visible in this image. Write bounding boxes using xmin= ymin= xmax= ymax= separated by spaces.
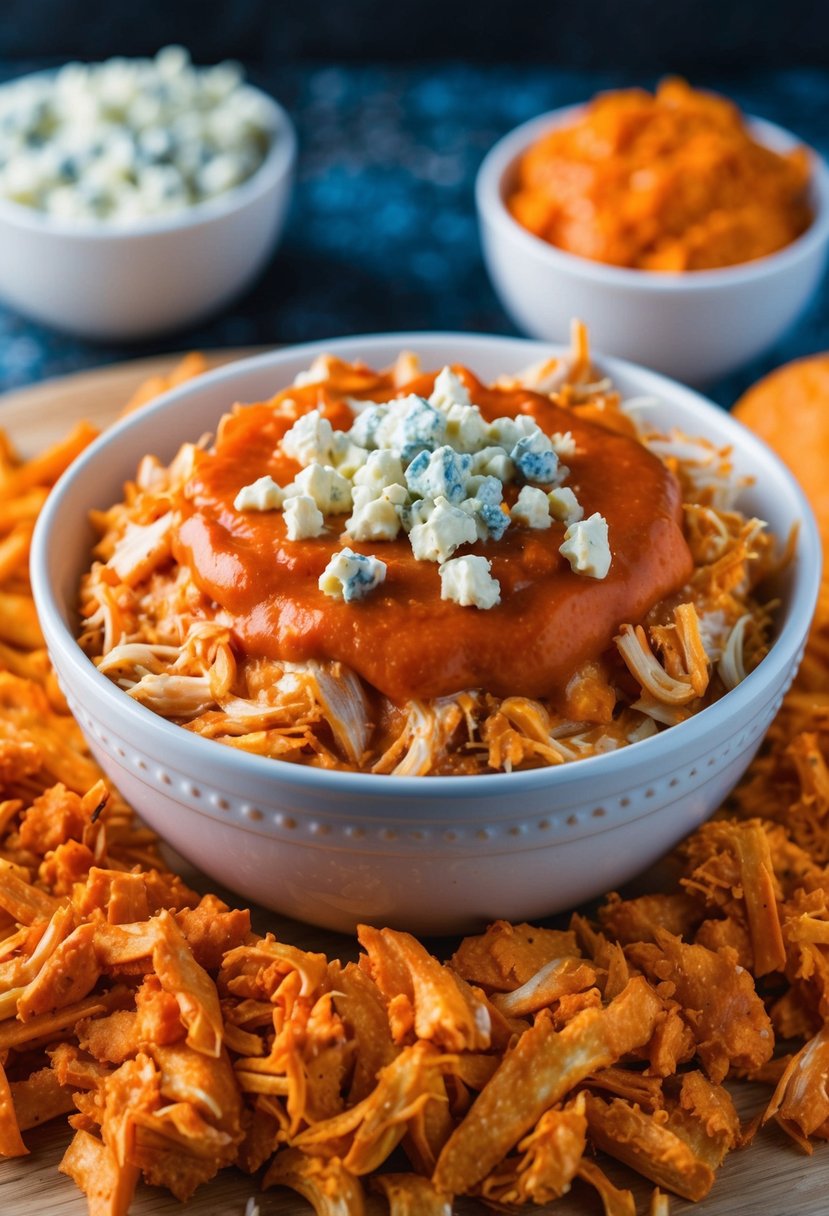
xmin=508 ymin=78 xmax=812 ymax=272
xmin=174 ymin=368 xmax=693 ymax=706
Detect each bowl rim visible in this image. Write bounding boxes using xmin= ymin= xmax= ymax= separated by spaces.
xmin=0 ymin=69 xmax=297 ymax=240
xmin=475 ymin=101 xmax=829 ymax=291
xmin=30 ymin=331 xmax=822 ymax=800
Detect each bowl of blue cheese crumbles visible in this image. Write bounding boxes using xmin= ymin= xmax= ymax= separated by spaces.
xmin=0 ymin=47 xmax=296 ymax=338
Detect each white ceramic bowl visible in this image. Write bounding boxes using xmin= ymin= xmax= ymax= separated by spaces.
xmin=31 ymin=335 xmax=820 ymax=934
xmin=476 ymin=106 xmax=829 ymax=384
xmin=0 ymin=75 xmax=296 ymax=341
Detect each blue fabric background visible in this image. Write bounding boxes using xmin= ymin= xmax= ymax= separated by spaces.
xmin=1 ymin=63 xmax=828 ymax=409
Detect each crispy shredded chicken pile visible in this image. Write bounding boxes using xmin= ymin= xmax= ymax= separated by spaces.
xmin=76 ymin=325 xmax=776 ymax=775
xmin=0 ymin=354 xmax=828 ymax=1216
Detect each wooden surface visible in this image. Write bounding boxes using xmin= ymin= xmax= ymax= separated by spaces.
xmin=1 ymin=353 xmax=827 ymax=1215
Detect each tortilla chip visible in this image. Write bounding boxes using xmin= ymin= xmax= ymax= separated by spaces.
xmin=0 ymin=901 xmax=76 ymax=992
xmin=585 ymin=1071 xmax=739 ymax=1201
xmin=49 ymin=1042 xmax=112 ymax=1091
xmin=152 ymin=911 xmax=225 ymax=1057
xmin=76 ymin=1011 xmax=140 ymax=1065
xmin=587 ymin=1066 xmax=665 ymax=1111
xmin=236 ymin=1103 xmax=282 ymax=1174
xmin=101 ymin=1052 xmax=160 ymax=1166
xmin=489 ymin=956 xmax=599 ymax=1018
xmin=627 ymin=930 xmax=773 ymax=1082
xmin=451 ymin=920 xmax=580 ymax=991
xmin=734 ymin=354 xmax=829 ymax=543
xmin=599 ymin=892 xmax=703 ymax=945
xmin=18 ymin=783 xmax=89 ymax=855
xmin=60 ymin=1128 xmax=140 ymax=1216
xmin=0 ymin=986 xmax=130 ymax=1051
xmin=479 ymin=1094 xmax=587 ymax=1205
xmin=681 ymin=820 xmax=786 ymax=975
xmin=9 ymin=1065 xmax=74 ymax=1131
xmin=764 ymin=1023 xmax=829 ymax=1148
xmin=644 ymin=1004 xmax=697 ymax=1077
xmin=17 ymin=922 xmax=101 ymax=1020
xmin=402 ymin=1058 xmax=454 ymax=1175
xmin=295 ymin=1041 xmax=454 ymax=1175
xmin=174 ymin=894 xmax=251 ymax=971
xmin=330 ymin=960 xmax=398 ymax=1104
xmin=263 ymin=1146 xmax=366 ymax=1215
xmin=150 ymin=1040 xmax=241 ymax=1133
xmin=0 ymin=855 xmax=62 ymax=923
xmin=432 ymin=976 xmax=662 ymax=1194
xmin=220 ymin=935 xmax=329 ymax=1004
xmin=74 ymin=869 xmax=150 ymax=924
xmin=371 ymin=1172 xmax=452 ymax=1215
xmin=668 ymin=1071 xmax=740 ymax=1168
xmin=358 ymin=925 xmax=490 ymax=1052
xmin=0 ymin=1058 xmax=27 ymax=1156
xmin=448 ymin=1052 xmax=500 ymax=1092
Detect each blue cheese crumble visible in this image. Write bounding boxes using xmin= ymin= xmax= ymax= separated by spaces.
xmin=346 ymin=492 xmax=402 ymax=542
xmin=234 ymin=475 xmax=284 ymax=512
xmin=405 ymin=446 xmax=473 ymax=505
xmin=281 ymin=410 xmax=337 ymax=468
xmin=0 ymin=46 xmax=273 ymax=223
xmin=283 ymin=495 xmax=324 ymax=541
xmin=559 ymin=512 xmax=612 ymax=579
xmin=511 ymin=432 xmax=560 ymax=485
xmin=287 ymin=464 xmax=352 ymax=514
xmin=511 ymin=485 xmax=552 ymax=530
xmin=319 ymin=548 xmax=387 ymax=603
xmin=409 ymin=496 xmax=478 ymax=563
xmin=387 ymin=396 xmax=446 ymax=462
xmin=439 ymin=555 xmax=501 ymax=609
xmin=548 ymin=486 xmax=583 ymax=525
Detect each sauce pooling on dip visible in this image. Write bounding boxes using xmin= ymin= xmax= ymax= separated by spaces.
xmin=174 ymin=368 xmax=693 ymax=705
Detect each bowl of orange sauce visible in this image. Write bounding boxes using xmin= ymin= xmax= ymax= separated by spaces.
xmin=477 ymin=81 xmax=829 ymax=383
xmin=30 ymin=334 xmax=820 ymax=934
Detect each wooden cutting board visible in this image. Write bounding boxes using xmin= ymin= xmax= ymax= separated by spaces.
xmin=0 ymin=352 xmax=826 ymax=1216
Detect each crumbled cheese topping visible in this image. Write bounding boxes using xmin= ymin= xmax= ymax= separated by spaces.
xmin=471 ymin=445 xmax=515 ymax=482
xmin=354 ymin=450 xmax=405 ymax=497
xmin=550 ymin=430 xmax=578 ymax=458
xmin=346 ymin=493 xmax=402 ymax=542
xmin=486 ymin=413 xmax=537 ymax=449
xmin=547 ymin=486 xmax=584 ymax=525
xmin=429 ymin=366 xmax=471 ymax=412
xmin=409 ymin=496 xmax=478 ymax=563
xmin=281 ymin=410 xmax=337 ymax=468
xmin=559 ymin=512 xmax=612 ymax=579
xmin=286 ymin=463 xmax=352 ymax=515
xmin=0 ymin=46 xmax=273 ymax=224
xmin=283 ymin=495 xmax=324 ymax=541
xmin=439 ymin=555 xmax=501 ymax=609
xmin=510 ymin=431 xmax=560 ymax=485
xmin=233 ymin=475 xmax=284 ymax=512
xmin=233 ymin=365 xmax=612 ymax=608
xmin=405 ymin=446 xmax=473 ymax=504
xmin=319 ymin=548 xmax=387 ymax=602
xmin=511 ymin=485 xmax=552 ymax=530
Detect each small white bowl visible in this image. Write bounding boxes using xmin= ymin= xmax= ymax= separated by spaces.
xmin=30 ymin=335 xmax=820 ymax=934
xmin=0 ymin=75 xmax=297 ymax=341
xmin=476 ymin=106 xmax=829 ymax=384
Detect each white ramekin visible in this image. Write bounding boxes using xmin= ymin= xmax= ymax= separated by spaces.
xmin=476 ymin=106 xmax=829 ymax=384
xmin=0 ymin=75 xmax=296 ymax=341
xmin=30 ymin=335 xmax=821 ymax=933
